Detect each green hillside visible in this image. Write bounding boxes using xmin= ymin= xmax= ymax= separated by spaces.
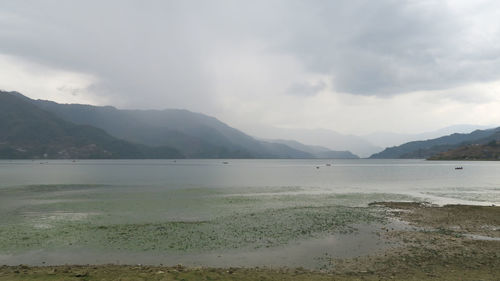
xmin=370 ymin=127 xmax=500 ymax=159
xmin=0 ymin=91 xmax=182 ymax=159
xmin=33 ymin=97 xmax=314 ymax=158
xmin=429 ymin=136 xmax=500 ymax=160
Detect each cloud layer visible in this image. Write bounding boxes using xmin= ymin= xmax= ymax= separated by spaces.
xmin=1 ymin=0 xmax=500 ymax=135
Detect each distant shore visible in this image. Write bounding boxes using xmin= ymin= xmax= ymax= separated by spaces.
xmin=1 ymin=202 xmax=498 ymax=281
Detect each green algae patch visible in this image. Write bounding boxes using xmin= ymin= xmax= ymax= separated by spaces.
xmin=100 ymin=206 xmax=382 ymax=252
xmin=0 ymin=206 xmax=382 ymax=253
xmin=0 ymin=222 xmax=95 ymax=252
xmin=1 ymin=184 xmax=411 ymax=255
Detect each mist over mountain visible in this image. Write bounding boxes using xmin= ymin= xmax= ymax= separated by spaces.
xmin=268 ymin=139 xmax=359 ymax=159
xmin=1 ymin=91 xmax=367 ymax=159
xmin=370 ymin=127 xmax=500 ymax=159
xmin=5 ymin=90 xmax=496 ymax=160
xmin=245 ymin=127 xmax=381 ymax=158
xmin=32 ymin=98 xmax=319 ymax=159
xmin=0 ymin=91 xmax=182 ymax=159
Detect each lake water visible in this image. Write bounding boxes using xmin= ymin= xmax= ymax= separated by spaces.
xmin=0 ymin=159 xmax=499 ymax=268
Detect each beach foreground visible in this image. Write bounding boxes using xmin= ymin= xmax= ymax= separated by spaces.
xmin=1 ymin=202 xmax=498 ymax=281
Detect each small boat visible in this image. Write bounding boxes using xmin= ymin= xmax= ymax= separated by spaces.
xmin=326 ymin=163 xmax=331 ymax=166
xmin=222 ymin=161 xmax=229 ymax=164
xmin=455 ymin=166 xmax=463 ymax=170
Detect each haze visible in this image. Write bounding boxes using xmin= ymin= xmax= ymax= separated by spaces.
xmin=1 ymin=0 xmax=500 ymax=139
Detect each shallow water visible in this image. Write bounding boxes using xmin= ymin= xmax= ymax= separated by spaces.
xmin=0 ymin=159 xmax=499 ymax=267
xmin=0 ymin=222 xmax=410 ymax=270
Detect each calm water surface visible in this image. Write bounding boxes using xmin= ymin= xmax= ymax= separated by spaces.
xmin=0 ymin=159 xmax=499 ymax=267
xmin=1 ymin=159 xmax=499 ymax=205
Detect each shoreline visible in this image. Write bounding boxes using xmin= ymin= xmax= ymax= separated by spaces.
xmin=1 ymin=202 xmax=499 ymax=280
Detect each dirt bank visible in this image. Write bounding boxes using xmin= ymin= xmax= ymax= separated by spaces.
xmin=1 ymin=202 xmax=499 ymax=280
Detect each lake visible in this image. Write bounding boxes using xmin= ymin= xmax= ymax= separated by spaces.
xmin=0 ymin=159 xmax=499 ymax=268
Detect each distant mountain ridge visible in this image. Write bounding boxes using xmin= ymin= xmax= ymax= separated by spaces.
xmin=1 ymin=90 xmax=361 ymax=159
xmin=33 ymin=99 xmax=313 ymax=159
xmin=429 ymin=138 xmax=500 ymax=160
xmin=0 ymin=91 xmax=182 ymax=159
xmin=370 ymin=127 xmax=500 ymax=159
xmin=246 ymin=126 xmax=381 ymax=157
xmin=364 ymin=124 xmax=494 ymax=148
xmin=268 ymin=139 xmax=359 ymax=159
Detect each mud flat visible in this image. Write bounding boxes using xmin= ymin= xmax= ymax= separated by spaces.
xmin=329 ymin=202 xmax=500 ymax=280
xmin=1 ymin=202 xmax=499 ymax=280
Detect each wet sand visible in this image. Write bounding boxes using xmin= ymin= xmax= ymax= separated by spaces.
xmin=1 ymin=202 xmax=499 ymax=280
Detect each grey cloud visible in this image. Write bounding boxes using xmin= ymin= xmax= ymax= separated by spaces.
xmin=286 ymin=81 xmax=326 ymax=97
xmin=1 ymin=0 xmax=500 ymax=106
xmin=272 ymin=0 xmax=500 ymax=96
xmin=57 ymin=85 xmax=83 ymax=97
xmin=0 ymin=1 xmax=217 ymax=110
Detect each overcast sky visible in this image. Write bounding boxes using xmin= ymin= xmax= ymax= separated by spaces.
xmin=1 ymin=0 xmax=500 ymax=135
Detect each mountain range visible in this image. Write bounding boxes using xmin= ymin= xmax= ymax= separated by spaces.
xmin=246 ymin=126 xmax=381 ymax=158
xmin=265 ymin=139 xmax=358 ymax=159
xmin=243 ymin=124 xmax=493 ymax=158
xmin=0 ymin=91 xmax=359 ymax=159
xmin=429 ymin=139 xmax=500 ymax=160
xmin=3 ymin=90 xmax=498 ymax=160
xmin=370 ymin=127 xmax=500 ymax=159
xmin=363 ymin=124 xmax=494 ymax=149
xmin=0 ymin=92 xmax=182 ymax=159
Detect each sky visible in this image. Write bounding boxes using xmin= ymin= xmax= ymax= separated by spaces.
xmin=1 ymin=0 xmax=500 ymax=136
